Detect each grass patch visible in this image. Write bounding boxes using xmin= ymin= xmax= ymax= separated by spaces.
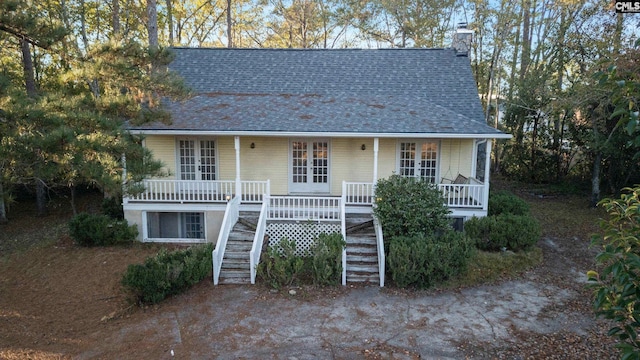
xmin=442 ymin=247 xmax=543 ymax=288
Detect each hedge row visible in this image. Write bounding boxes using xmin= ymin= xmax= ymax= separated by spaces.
xmin=121 ymin=243 xmax=214 ymax=305
xmin=68 ymin=212 xmax=137 ymax=247
xmin=466 ymin=190 xmax=540 ymax=252
xmin=388 ymin=231 xmax=475 ymax=288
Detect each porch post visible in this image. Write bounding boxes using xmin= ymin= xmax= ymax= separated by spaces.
xmin=372 ymin=138 xmax=379 ymax=185
xmin=483 ymin=139 xmax=493 ymax=212
xmin=235 ymin=136 xmax=242 ymax=201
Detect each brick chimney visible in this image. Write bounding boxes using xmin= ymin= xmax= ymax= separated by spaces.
xmin=452 ymin=23 xmax=473 ymax=56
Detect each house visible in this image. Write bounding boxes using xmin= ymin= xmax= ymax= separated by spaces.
xmin=122 ymin=38 xmax=511 ymax=285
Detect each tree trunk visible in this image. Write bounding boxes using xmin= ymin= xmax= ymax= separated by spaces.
xmin=70 ymin=185 xmax=77 ymax=216
xmin=20 ymin=40 xmax=37 ymax=97
xmin=166 ymin=0 xmax=174 ymax=45
xmin=553 ymin=11 xmax=569 ymax=181
xmin=147 ymin=0 xmax=159 ymax=52
xmin=226 ymin=0 xmax=232 ymax=48
xmin=591 ymin=152 xmax=601 ymax=208
xmin=112 ymin=0 xmax=121 ymax=35
xmin=0 ymin=180 xmax=7 ymax=223
xmin=21 ymin=39 xmax=47 ymax=216
xmin=36 ymin=178 xmax=47 ymax=217
xmin=520 ymin=0 xmax=531 ymax=78
xmin=79 ymin=0 xmax=90 ymax=50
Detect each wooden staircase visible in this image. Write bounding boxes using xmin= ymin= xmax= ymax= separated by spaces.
xmin=345 ymin=218 xmax=380 ymax=284
xmin=218 ymin=213 xmax=258 ymax=284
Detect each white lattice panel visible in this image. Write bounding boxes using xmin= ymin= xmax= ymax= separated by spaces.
xmin=266 ymin=222 xmax=341 ymax=256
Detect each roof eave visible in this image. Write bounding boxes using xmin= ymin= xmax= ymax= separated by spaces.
xmin=127 ymin=129 xmax=513 ymax=139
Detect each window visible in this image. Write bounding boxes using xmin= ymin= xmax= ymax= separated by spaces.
xmin=397 ymin=141 xmax=439 ymax=183
xmin=146 ymin=212 xmax=205 ymax=240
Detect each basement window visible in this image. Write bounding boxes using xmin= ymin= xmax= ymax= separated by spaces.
xmin=146 ymin=212 xmax=205 ymax=240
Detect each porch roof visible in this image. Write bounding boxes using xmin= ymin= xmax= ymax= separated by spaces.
xmin=129 ymin=48 xmax=510 ymax=139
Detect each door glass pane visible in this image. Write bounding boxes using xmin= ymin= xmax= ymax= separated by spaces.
xmin=179 ymin=140 xmax=196 ymax=180
xmin=420 ymin=142 xmax=438 ymax=183
xmin=399 ymin=142 xmax=416 ymax=177
xmin=200 ymin=140 xmax=216 ymax=180
xmin=292 ymin=141 xmax=307 ymax=183
xmin=312 ymin=142 xmax=328 ymax=184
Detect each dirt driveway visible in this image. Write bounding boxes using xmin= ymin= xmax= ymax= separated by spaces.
xmin=0 ymin=192 xmax=617 ymax=359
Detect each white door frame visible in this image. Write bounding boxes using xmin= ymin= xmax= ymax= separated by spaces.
xmin=176 ymin=138 xmax=218 ymax=181
xmin=288 ymin=138 xmax=331 ymax=194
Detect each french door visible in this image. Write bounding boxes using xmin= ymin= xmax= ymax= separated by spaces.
xmin=290 ymin=139 xmax=330 ymax=193
xmin=398 ymin=141 xmax=439 ymax=183
xmin=178 ymin=139 xmax=217 ymax=181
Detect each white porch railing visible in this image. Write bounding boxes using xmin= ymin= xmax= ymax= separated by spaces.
xmin=372 ymin=216 xmax=385 ymax=287
xmin=343 ymin=181 xmax=374 ymax=206
xmin=250 ymin=196 xmax=269 ymax=284
xmin=212 ymin=195 xmax=240 ymax=285
xmin=437 ymin=183 xmax=484 ymax=208
xmin=242 ymin=180 xmax=270 ymax=203
xmin=126 ymin=179 xmax=270 ymax=203
xmin=268 ymin=196 xmax=342 ymax=221
xmin=344 ymin=180 xmax=485 ymax=209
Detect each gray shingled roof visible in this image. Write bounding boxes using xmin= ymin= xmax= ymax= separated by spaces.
xmin=130 ymin=48 xmax=507 ymax=137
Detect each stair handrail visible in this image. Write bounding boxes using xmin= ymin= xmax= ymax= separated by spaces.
xmin=340 ymin=195 xmax=347 ymax=286
xmin=372 ymin=215 xmax=385 ymax=287
xmin=212 ymin=195 xmax=240 ymax=285
xmin=250 ymin=195 xmax=269 ymax=284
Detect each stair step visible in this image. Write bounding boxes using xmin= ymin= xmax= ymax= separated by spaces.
xmin=228 ymin=234 xmax=254 ymax=241
xmin=347 ymin=274 xmax=380 ymax=283
xmin=219 ymin=269 xmax=250 ymax=277
xmin=347 ymin=245 xmax=377 ymax=253
xmin=224 ymin=251 xmax=250 ymax=259
xmin=219 ymin=277 xmax=251 ymax=285
xmin=346 ymin=236 xmax=377 ymax=245
xmin=348 ymin=256 xmax=378 ymax=268
xmin=222 ymin=257 xmax=250 ymax=265
xmin=346 ymin=264 xmax=379 ymax=273
xmin=226 ymin=242 xmax=253 ymax=250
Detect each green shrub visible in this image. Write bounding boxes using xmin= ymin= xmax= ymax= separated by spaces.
xmin=121 ymin=243 xmax=213 ymax=305
xmin=311 ymin=232 xmax=346 ymax=286
xmin=257 ymin=237 xmax=306 ymax=289
xmin=69 ymin=212 xmax=137 ymax=246
xmin=387 ymin=231 xmax=475 ymax=288
xmin=101 ymin=197 xmax=124 ymax=220
xmin=465 ymin=214 xmax=540 ymax=252
xmin=488 ymin=190 xmax=530 ymax=216
xmin=589 ymin=186 xmax=640 ymax=358
xmin=374 ymin=175 xmax=451 ymax=241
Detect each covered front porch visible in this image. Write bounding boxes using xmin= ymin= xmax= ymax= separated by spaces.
xmin=123 ymin=178 xmax=488 ymax=216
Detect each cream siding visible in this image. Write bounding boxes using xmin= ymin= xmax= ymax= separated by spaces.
xmin=144 ymin=135 xmax=177 ymax=176
xmin=217 ymin=137 xmax=236 ymax=180
xmin=377 ymin=138 xmax=397 ymax=179
xmin=330 ymin=138 xmax=374 ymax=195
xmin=239 ymin=137 xmax=289 ymax=194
